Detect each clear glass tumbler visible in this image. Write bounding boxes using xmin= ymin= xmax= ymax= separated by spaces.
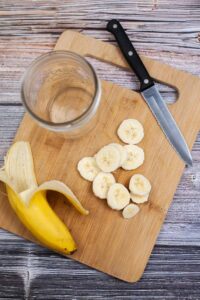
xmin=21 ymin=51 xmax=101 ymax=138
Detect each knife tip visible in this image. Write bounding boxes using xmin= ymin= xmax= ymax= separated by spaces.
xmin=186 ymin=155 xmax=193 ymax=167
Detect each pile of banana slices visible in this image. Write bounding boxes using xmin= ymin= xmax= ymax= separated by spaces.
xmin=77 ymin=119 xmax=151 ymax=219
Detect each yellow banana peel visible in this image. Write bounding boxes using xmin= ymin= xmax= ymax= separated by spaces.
xmin=0 ymin=141 xmax=89 ymax=255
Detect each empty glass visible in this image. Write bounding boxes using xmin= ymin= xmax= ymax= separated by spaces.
xmin=21 ymin=51 xmax=101 ymax=138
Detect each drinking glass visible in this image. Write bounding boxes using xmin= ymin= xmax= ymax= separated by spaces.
xmin=21 ymin=51 xmax=101 ymax=138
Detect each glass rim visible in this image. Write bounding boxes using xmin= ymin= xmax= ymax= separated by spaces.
xmin=21 ymin=50 xmax=101 ymax=131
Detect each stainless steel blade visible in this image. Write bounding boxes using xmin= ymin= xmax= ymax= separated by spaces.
xmin=142 ymin=85 xmax=192 ymax=166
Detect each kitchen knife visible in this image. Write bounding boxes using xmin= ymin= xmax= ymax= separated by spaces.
xmin=107 ymin=19 xmax=192 ymax=166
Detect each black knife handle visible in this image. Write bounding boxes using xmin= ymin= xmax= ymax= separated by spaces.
xmin=107 ymin=19 xmax=154 ymax=92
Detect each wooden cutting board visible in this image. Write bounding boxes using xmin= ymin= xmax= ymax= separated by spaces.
xmin=0 ymin=30 xmax=200 ymax=282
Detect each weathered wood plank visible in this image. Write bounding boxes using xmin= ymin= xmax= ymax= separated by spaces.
xmin=0 ymin=0 xmax=200 ymax=297
xmin=0 ymin=0 xmax=199 ymax=56
xmin=0 ymin=232 xmax=200 ymax=299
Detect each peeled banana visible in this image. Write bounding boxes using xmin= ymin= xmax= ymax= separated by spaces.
xmin=95 ymin=145 xmax=121 ymax=173
xmin=77 ymin=156 xmax=100 ymax=181
xmin=122 ymin=145 xmax=144 ymax=170
xmin=117 ymin=119 xmax=144 ymax=144
xmin=107 ymin=183 xmax=130 ymax=210
xmin=0 ymin=141 xmax=89 ymax=255
xmin=92 ymin=172 xmax=115 ymax=199
xmin=76 ymin=117 xmax=152 ymax=221
xmin=122 ymin=203 xmax=140 ymax=219
xmin=130 ymin=193 xmax=149 ymax=204
xmin=129 ymin=174 xmax=151 ymax=196
xmin=108 ymin=143 xmax=127 ymax=166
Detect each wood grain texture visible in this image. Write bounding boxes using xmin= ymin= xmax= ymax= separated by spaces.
xmin=0 ymin=0 xmax=200 ymax=298
xmin=0 ymin=231 xmax=200 ymax=300
xmin=1 ymin=30 xmax=200 ymax=283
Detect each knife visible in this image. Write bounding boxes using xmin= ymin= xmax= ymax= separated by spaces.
xmin=106 ymin=19 xmax=192 ymax=166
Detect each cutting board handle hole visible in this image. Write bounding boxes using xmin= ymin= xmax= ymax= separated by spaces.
xmin=86 ymin=56 xmax=141 ymax=91
xmin=86 ymin=56 xmax=179 ymax=104
xmin=154 ymin=81 xmax=179 ymax=104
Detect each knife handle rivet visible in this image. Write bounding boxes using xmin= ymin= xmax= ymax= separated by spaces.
xmin=128 ymin=51 xmax=133 ymax=56
xmin=144 ymin=79 xmax=149 ymax=84
xmin=113 ymin=24 xmax=118 ymax=29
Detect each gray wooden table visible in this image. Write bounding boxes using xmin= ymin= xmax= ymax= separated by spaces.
xmin=0 ymin=1 xmax=200 ymax=299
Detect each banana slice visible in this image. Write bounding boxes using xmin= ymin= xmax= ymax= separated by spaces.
xmin=109 ymin=143 xmax=127 ymax=166
xmin=130 ymin=193 xmax=149 ymax=204
xmin=117 ymin=119 xmax=144 ymax=144
xmin=95 ymin=145 xmax=121 ymax=173
xmin=92 ymin=172 xmax=116 ymax=199
xmin=129 ymin=174 xmax=151 ymax=196
xmin=122 ymin=203 xmax=140 ymax=219
xmin=107 ymin=183 xmax=130 ymax=210
xmin=77 ymin=157 xmax=100 ymax=181
xmin=122 ymin=145 xmax=144 ymax=170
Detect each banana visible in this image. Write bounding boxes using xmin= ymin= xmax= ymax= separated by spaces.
xmin=129 ymin=174 xmax=151 ymax=196
xmin=95 ymin=145 xmax=121 ymax=173
xmin=107 ymin=183 xmax=130 ymax=210
xmin=130 ymin=193 xmax=149 ymax=204
xmin=0 ymin=141 xmax=89 ymax=255
xmin=92 ymin=172 xmax=115 ymax=199
xmin=122 ymin=203 xmax=140 ymax=219
xmin=117 ymin=119 xmax=144 ymax=144
xmin=122 ymin=145 xmax=144 ymax=170
xmin=77 ymin=157 xmax=100 ymax=181
xmin=109 ymin=143 xmax=127 ymax=166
